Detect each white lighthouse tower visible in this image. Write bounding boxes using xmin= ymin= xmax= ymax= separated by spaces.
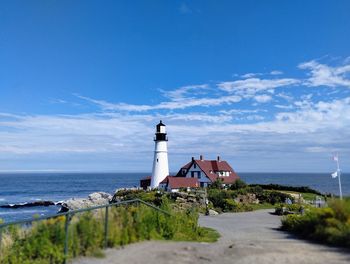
xmin=151 ymin=120 xmax=169 ymax=189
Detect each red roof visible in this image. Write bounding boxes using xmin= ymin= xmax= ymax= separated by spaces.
xmin=177 ymin=157 xmax=239 ymax=184
xmin=161 ymin=176 xmax=199 ymax=189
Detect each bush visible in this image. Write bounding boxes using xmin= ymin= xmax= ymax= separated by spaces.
xmin=281 ymin=199 xmax=350 ymax=248
xmin=208 ymin=178 xmax=224 ymax=190
xmin=229 ymin=179 xmax=247 ymax=190
xmin=207 ymin=189 xmax=237 ymax=209
xmin=257 ymin=190 xmax=293 ymax=205
xmin=249 ymin=184 xmax=322 ymax=195
xmin=0 ymin=199 xmax=219 ymax=263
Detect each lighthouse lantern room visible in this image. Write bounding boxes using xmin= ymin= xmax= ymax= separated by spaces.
xmin=151 ymin=120 xmax=169 ymax=189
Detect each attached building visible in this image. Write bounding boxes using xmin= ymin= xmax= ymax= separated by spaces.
xmin=140 ymin=155 xmax=239 ymax=191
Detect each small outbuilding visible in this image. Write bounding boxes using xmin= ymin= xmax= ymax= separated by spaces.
xmin=159 ymin=176 xmax=199 ymax=192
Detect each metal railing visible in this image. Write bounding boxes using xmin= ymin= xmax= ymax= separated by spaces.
xmin=0 ymin=198 xmax=170 ymax=264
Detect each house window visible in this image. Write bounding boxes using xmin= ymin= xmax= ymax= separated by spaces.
xmin=200 ymin=182 xmax=204 ymax=187
xmin=194 ymin=163 xmax=197 ymax=169
xmin=191 ymin=171 xmax=201 ymax=178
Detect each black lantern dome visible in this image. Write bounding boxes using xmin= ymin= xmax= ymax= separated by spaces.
xmin=154 ymin=120 xmax=168 ymax=141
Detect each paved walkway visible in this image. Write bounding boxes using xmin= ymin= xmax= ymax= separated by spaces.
xmin=73 ymin=209 xmax=350 ymax=264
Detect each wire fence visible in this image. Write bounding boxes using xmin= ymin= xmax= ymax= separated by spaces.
xmin=0 ymin=198 xmax=170 ymax=264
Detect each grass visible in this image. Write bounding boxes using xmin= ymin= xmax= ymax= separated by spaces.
xmin=195 ymin=227 xmax=220 ymax=242
xmin=0 ymin=199 xmax=219 ymax=264
xmin=249 ymin=203 xmax=275 ymax=210
xmin=301 ymin=192 xmax=320 ymax=201
xmin=281 ymin=198 xmax=350 ymax=248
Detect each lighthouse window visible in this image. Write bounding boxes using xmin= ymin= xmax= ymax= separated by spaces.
xmin=157 ymin=158 xmax=159 ymax=162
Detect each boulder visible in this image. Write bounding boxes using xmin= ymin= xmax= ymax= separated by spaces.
xmin=208 ymin=209 xmax=219 ymax=216
xmin=234 ymin=193 xmax=259 ymax=204
xmin=59 ymin=192 xmax=112 ymax=212
xmin=0 ymin=201 xmax=55 ymax=209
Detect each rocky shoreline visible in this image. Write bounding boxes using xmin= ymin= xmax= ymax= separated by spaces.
xmin=0 ymin=200 xmax=57 ymax=209
xmin=1 ymin=190 xmax=132 ymax=213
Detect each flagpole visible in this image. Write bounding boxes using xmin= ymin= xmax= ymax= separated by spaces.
xmin=336 ymin=155 xmax=343 ymax=200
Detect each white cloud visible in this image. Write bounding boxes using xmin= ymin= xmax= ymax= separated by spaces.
xmin=270 ymin=70 xmax=283 ymax=75
xmin=241 ymin=73 xmax=261 ymax=78
xmin=219 ymin=109 xmax=265 ymax=115
xmin=217 ymin=78 xmax=300 ymax=96
xmin=254 ymin=94 xmax=272 ymax=103
xmin=2 ymin=58 xmax=350 ymax=171
xmin=77 ymin=92 xmax=241 ymax=112
xmin=246 ymin=115 xmax=265 ymax=121
xmin=277 ymin=92 xmax=294 ymax=101
xmin=161 ymin=84 xmax=209 ymax=101
xmin=274 ymin=104 xmax=294 ymax=110
xmin=299 ymin=60 xmax=350 ymax=88
xmin=305 ymin=146 xmax=330 ymax=153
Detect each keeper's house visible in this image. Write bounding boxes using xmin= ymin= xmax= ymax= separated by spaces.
xmin=173 ymin=155 xmax=239 ymax=188
xmin=140 ymin=155 xmax=239 ymax=191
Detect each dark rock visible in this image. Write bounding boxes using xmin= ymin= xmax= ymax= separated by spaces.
xmin=0 ymin=201 xmax=55 ymax=209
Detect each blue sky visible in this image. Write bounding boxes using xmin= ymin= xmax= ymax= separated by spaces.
xmin=0 ymin=0 xmax=350 ymax=172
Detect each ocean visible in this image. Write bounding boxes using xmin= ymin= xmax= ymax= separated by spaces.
xmin=0 ymin=172 xmax=348 ymax=223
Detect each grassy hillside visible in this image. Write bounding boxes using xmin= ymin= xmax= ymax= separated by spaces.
xmin=0 ymin=198 xmax=219 ymax=264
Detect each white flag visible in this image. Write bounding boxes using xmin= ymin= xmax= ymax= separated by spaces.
xmin=331 ymin=171 xmax=338 ymax=178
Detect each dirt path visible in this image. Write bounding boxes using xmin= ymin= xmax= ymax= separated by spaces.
xmin=73 ymin=209 xmax=350 ymax=264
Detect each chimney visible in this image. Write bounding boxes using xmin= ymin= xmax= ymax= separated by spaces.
xmin=191 ymin=156 xmax=195 ymax=162
xmin=200 ymin=155 xmax=203 ymax=161
xmin=217 ymin=156 xmax=220 ymax=162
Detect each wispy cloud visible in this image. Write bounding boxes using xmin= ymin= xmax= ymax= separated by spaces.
xmin=160 ymin=84 xmax=210 ymax=101
xmin=77 ymin=94 xmax=242 ymax=112
xmin=299 ymin=60 xmax=350 ymax=88
xmin=217 ymin=78 xmax=300 ymax=96
xmin=1 ymin=58 xmax=350 ymax=171
xmin=270 ymin=70 xmax=283 ymax=75
xmin=254 ymin=94 xmax=272 ymax=103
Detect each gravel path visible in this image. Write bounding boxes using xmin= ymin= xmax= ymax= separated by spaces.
xmin=73 ymin=209 xmax=350 ymax=264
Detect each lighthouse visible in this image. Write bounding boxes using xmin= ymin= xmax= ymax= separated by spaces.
xmin=151 ymin=120 xmax=169 ymax=189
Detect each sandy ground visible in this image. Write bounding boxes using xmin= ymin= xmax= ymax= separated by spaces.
xmin=73 ymin=209 xmax=350 ymax=264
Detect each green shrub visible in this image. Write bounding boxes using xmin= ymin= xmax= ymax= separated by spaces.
xmin=281 ymin=199 xmax=350 ymax=248
xmin=249 ymin=184 xmax=322 ymax=195
xmin=257 ymin=190 xmax=293 ymax=205
xmin=229 ymin=179 xmax=247 ymax=190
xmin=208 ymin=178 xmax=224 ymax=190
xmin=0 ymin=199 xmax=219 ymax=264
